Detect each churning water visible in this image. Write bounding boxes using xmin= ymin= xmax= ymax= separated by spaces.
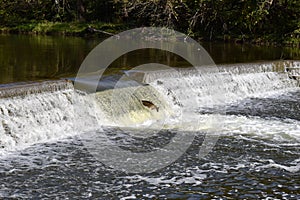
xmin=0 ymin=61 xmax=299 ymax=199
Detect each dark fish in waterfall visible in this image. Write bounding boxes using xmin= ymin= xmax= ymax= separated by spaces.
xmin=141 ymin=100 xmax=159 ymax=112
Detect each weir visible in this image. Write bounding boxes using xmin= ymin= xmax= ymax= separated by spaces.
xmin=124 ymin=60 xmax=298 ymax=84
xmin=0 ymin=80 xmax=74 ymax=98
xmin=0 ymin=60 xmax=300 ymax=152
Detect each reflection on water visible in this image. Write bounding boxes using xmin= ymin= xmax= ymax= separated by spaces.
xmin=0 ymin=34 xmax=300 ymax=84
xmin=0 ymin=34 xmax=102 ymax=84
xmin=202 ymin=42 xmax=300 ymax=64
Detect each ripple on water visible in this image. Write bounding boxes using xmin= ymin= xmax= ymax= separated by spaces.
xmin=0 ymin=132 xmax=299 ymax=199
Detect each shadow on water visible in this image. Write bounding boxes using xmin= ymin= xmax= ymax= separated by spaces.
xmin=1 ymin=34 xmax=300 ymax=84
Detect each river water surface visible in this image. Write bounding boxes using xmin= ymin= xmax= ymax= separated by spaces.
xmin=1 ymin=34 xmax=300 ymax=84
xmin=0 ymin=34 xmax=299 ymax=199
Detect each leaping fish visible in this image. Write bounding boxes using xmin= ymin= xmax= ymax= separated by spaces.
xmin=141 ymin=100 xmax=159 ymax=112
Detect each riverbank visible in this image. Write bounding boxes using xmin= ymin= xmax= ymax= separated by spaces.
xmin=0 ymin=21 xmax=128 ymax=37
xmin=1 ymin=21 xmax=300 ymax=47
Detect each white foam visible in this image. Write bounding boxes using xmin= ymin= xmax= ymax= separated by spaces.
xmin=120 ymin=173 xmax=206 ymax=187
xmin=255 ymin=159 xmax=300 ymax=173
xmin=0 ymin=89 xmax=74 ymax=153
xmin=168 ymin=114 xmax=300 ymax=142
xmin=0 ymin=89 xmax=103 ymax=154
xmin=120 ymin=194 xmax=137 ymax=200
xmin=150 ymin=71 xmax=298 ymax=110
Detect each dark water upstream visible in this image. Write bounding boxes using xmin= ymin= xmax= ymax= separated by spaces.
xmin=1 ymin=34 xmax=300 ymax=84
xmin=0 ymin=34 xmax=300 ymax=199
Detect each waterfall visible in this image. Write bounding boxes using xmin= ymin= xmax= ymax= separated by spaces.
xmin=0 ymin=82 xmax=75 ymax=152
xmin=0 ymin=61 xmax=299 ymax=153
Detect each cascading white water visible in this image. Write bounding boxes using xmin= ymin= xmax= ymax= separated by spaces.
xmin=144 ymin=61 xmax=300 ymax=142
xmin=0 ymin=81 xmax=76 ymax=153
xmin=149 ymin=62 xmax=298 ymax=111
xmin=0 ymin=61 xmax=299 ymax=153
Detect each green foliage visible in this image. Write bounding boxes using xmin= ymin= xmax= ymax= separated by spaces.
xmin=0 ymin=0 xmax=299 ymax=44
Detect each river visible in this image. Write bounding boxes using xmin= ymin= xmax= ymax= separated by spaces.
xmin=0 ymin=34 xmax=299 ymax=199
